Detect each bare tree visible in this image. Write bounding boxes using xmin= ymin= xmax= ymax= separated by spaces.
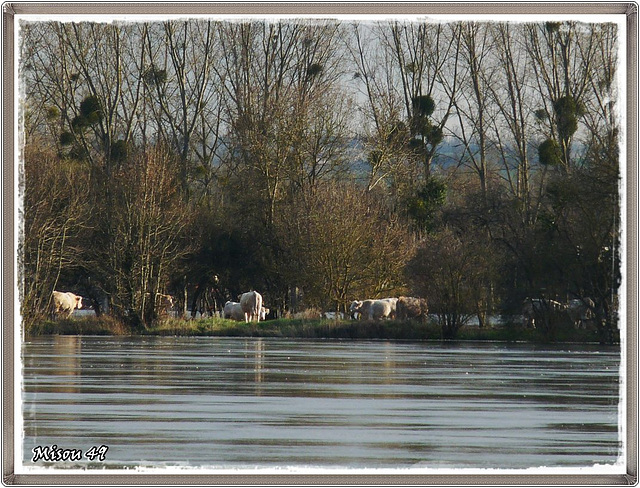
xmin=526 ymin=21 xmax=601 ymax=172
xmin=90 ymin=145 xmax=191 ymax=328
xmin=452 ymin=22 xmax=496 ymax=197
xmin=21 ymin=145 xmax=89 ymax=329
xmin=348 ymin=21 xmax=461 ymax=195
xmin=22 ymin=21 xmax=149 ymax=174
xmin=141 ymin=20 xmax=218 ymax=197
xmin=276 ymin=182 xmax=415 ymax=312
xmin=488 ymin=23 xmax=538 ymax=223
xmin=347 ymin=23 xmax=417 ymax=196
xmin=406 ymin=226 xmax=491 ymax=339
xmin=383 ymin=21 xmax=461 ymax=180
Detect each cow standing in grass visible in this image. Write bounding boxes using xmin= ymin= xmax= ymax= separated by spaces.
xmin=223 ymin=301 xmax=245 ymax=321
xmin=225 ymin=300 xmax=269 ymax=322
xmin=240 ymin=291 xmax=263 ymax=323
xmin=51 ymin=291 xmax=83 ymax=319
xmin=349 ymin=299 xmax=395 ymax=320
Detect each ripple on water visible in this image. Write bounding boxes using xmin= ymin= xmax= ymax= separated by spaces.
xmin=22 ymin=336 xmax=622 ymax=469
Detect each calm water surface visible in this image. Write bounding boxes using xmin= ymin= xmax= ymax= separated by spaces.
xmin=22 ymin=336 xmax=621 ymax=469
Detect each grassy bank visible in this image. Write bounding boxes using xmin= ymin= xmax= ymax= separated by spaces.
xmin=27 ymin=315 xmax=615 ymax=344
xmin=28 ymin=315 xmax=129 ymax=336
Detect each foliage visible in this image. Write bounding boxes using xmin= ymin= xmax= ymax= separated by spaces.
xmin=412 ymin=95 xmax=435 ymax=117
xmin=110 ymin=140 xmax=130 ymax=163
xmin=71 ymin=95 xmax=103 ymax=130
xmin=553 ymin=95 xmax=582 ymax=142
xmin=405 ymin=177 xmax=447 ymax=232
xmin=143 ymin=65 xmax=167 ymax=86
xmin=538 ymin=138 xmax=563 ymax=166
xmin=59 ymin=131 xmax=74 ymax=146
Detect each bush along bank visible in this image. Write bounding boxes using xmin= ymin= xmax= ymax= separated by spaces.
xmin=24 ymin=315 xmax=618 ymax=344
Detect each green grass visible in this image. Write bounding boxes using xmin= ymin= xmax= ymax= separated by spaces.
xmin=144 ymin=317 xmax=609 ymax=343
xmin=25 ymin=315 xmax=613 ymax=344
xmin=145 ymin=316 xmax=440 ymax=340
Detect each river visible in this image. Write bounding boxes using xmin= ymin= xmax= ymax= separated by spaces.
xmin=21 ymin=336 xmax=622 ymax=471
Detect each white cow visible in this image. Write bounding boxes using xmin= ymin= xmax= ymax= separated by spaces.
xmin=350 ymin=299 xmax=395 ymax=320
xmin=223 ymin=301 xmax=245 ymax=321
xmin=349 ymin=300 xmax=369 ymax=319
xmin=52 ymin=291 xmax=83 ymax=318
xmin=381 ymin=297 xmax=398 ymax=318
xmin=240 ymin=291 xmax=263 ymax=323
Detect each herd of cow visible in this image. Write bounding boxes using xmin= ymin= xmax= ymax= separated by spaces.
xmin=49 ymin=289 xmax=429 ymax=323
xmin=221 ymin=293 xmax=430 ymax=323
xmin=50 ymin=288 xmax=597 ymax=330
xmin=348 ymin=296 xmax=429 ymax=321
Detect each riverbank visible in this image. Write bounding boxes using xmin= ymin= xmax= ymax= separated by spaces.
xmin=27 ymin=315 xmax=615 ymax=344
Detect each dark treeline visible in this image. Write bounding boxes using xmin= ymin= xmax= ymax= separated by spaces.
xmin=20 ymin=19 xmax=621 ymax=341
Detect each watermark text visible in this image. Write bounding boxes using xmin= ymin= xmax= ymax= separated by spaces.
xmin=31 ymin=444 xmax=109 ymax=462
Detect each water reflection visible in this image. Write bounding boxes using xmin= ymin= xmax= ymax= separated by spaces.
xmin=251 ymin=339 xmax=264 ymax=392
xmin=22 ymin=336 xmax=621 ymax=470
xmin=53 ymin=335 xmax=81 ymax=395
